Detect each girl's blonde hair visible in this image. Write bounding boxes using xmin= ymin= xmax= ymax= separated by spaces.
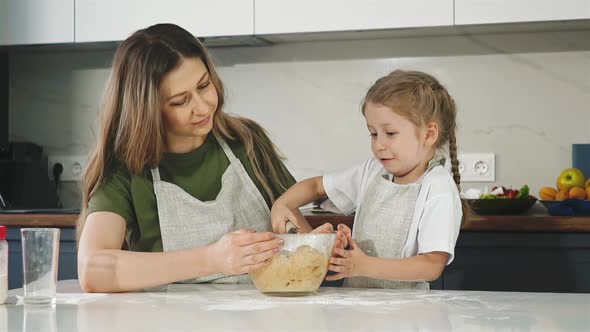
xmin=362 ymin=69 xmax=469 ymax=223
xmin=77 ymin=23 xmax=293 ymax=240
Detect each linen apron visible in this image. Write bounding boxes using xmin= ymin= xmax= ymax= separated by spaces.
xmin=151 ymin=135 xmax=272 ymax=283
xmin=344 ymin=157 xmax=445 ymax=289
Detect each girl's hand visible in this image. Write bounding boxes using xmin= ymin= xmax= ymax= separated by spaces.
xmin=325 ymin=233 xmax=367 ymax=281
xmin=270 ymin=202 xmax=311 ymax=233
xmin=334 ymin=224 xmax=351 ymax=249
xmin=208 ymin=229 xmax=283 ymax=275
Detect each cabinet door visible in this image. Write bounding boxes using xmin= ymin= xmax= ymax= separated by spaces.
xmin=255 ymin=0 xmax=453 ymax=35
xmin=76 ymin=0 xmax=254 ymax=43
xmin=0 ymin=0 xmax=74 ymax=45
xmin=455 ymin=0 xmax=590 ymax=25
xmin=445 ymin=232 xmax=590 ymax=293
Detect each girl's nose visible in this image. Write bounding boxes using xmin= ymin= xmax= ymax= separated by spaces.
xmin=375 ymin=135 xmax=386 ymax=150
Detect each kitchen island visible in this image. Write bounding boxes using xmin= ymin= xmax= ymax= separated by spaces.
xmin=3 ymin=280 xmax=589 ymax=331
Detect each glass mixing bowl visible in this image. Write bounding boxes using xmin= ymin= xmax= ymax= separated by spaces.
xmin=250 ymin=233 xmax=336 ymax=296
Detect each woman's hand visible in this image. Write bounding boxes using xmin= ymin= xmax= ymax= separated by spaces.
xmin=312 ymin=223 xmax=348 ymax=252
xmin=325 ymin=233 xmax=368 ymax=281
xmin=310 ymin=223 xmax=350 ymax=260
xmin=207 ymin=229 xmax=283 ymax=275
xmin=270 ymin=201 xmax=312 ymax=233
xmin=310 ymin=222 xmax=334 ymax=234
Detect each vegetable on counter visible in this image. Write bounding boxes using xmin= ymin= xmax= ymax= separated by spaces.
xmin=480 ymin=185 xmax=530 ymax=200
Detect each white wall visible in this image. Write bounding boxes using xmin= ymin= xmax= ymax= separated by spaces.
xmin=9 ymin=29 xmax=590 ymax=206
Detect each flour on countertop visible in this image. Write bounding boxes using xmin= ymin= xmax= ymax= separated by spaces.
xmin=197 ymin=289 xmax=482 ymax=311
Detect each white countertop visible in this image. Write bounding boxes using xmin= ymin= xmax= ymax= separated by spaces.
xmin=2 ymin=280 xmax=589 ymax=331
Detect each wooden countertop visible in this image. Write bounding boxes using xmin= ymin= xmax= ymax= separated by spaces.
xmin=304 ymin=213 xmax=590 ymax=232
xmin=1 ymin=212 xmax=590 ymax=232
xmin=0 ymin=213 xmax=79 ymax=227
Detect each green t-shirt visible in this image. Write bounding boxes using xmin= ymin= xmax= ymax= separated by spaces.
xmin=87 ymin=132 xmax=296 ymax=252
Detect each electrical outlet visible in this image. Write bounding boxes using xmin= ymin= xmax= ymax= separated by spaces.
xmin=457 ymin=153 xmax=495 ymax=182
xmin=48 ymin=155 xmax=87 ymax=181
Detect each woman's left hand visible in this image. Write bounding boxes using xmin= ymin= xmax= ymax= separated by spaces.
xmin=310 ymin=223 xmax=348 ymax=260
xmin=310 ymin=222 xmax=334 ymax=234
xmin=325 ymin=233 xmax=367 ymax=280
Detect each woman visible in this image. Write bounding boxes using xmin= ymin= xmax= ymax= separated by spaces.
xmin=77 ymin=23 xmax=296 ymax=292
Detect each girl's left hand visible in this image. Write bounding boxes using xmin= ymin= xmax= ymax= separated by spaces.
xmin=334 ymin=224 xmax=351 ymax=249
xmin=325 ymin=233 xmax=367 ymax=280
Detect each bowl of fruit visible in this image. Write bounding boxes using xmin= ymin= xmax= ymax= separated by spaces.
xmin=463 ymin=185 xmax=537 ymax=215
xmin=538 ymin=168 xmax=590 ymax=216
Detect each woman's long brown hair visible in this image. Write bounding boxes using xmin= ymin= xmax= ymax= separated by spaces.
xmin=77 ymin=23 xmax=293 ymax=240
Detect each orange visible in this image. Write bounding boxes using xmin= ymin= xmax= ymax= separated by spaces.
xmin=586 ymin=187 xmax=590 ymax=200
xmin=555 ymin=190 xmax=569 ymax=201
xmin=539 ymin=187 xmax=558 ymax=200
xmin=586 ymin=178 xmax=590 ymax=188
xmin=569 ymin=186 xmax=586 ymax=200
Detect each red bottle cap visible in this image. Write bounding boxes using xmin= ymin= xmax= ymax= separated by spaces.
xmin=0 ymin=226 xmax=5 ymax=240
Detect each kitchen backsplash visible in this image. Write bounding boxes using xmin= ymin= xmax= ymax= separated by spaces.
xmin=8 ymin=29 xmax=590 ymax=207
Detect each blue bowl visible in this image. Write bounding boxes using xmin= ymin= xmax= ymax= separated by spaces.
xmin=540 ymin=199 xmax=590 ymax=216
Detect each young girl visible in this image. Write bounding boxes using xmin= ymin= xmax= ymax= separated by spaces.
xmin=271 ymin=70 xmax=464 ymax=289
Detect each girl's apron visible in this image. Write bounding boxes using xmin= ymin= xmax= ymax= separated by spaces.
xmin=344 ymin=156 xmax=445 ymax=289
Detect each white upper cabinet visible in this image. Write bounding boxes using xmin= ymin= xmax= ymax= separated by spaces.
xmin=455 ymin=0 xmax=590 ymax=25
xmin=0 ymin=0 xmax=74 ymax=45
xmin=254 ymin=0 xmax=454 ymax=35
xmin=2 ymin=0 xmax=587 ymax=46
xmin=75 ymin=0 xmax=254 ymax=43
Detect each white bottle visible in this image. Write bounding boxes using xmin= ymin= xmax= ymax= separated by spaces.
xmin=0 ymin=225 xmax=7 ymax=305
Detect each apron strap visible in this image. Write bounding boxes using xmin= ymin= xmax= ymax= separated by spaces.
xmin=214 ymin=134 xmax=239 ymax=163
xmin=150 ymin=134 xmax=237 ymax=183
xmin=150 ymin=168 xmax=161 ymax=183
xmin=427 ymin=154 xmax=446 ymax=171
xmin=411 ymin=154 xmax=446 ymax=183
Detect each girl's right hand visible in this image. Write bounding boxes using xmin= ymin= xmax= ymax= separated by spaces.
xmin=208 ymin=229 xmax=284 ymax=275
xmin=326 ymin=233 xmax=367 ymax=281
xmin=270 ymin=202 xmax=311 ymax=233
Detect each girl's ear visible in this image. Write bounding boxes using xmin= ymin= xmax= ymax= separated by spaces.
xmin=424 ymin=121 xmax=439 ymax=147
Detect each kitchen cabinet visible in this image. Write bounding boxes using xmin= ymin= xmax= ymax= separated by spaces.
xmin=2 ymin=0 xmax=587 ymax=46
xmin=0 ymin=0 xmax=74 ymax=45
xmin=6 ymin=227 xmax=77 ymax=290
xmin=254 ymin=0 xmax=453 ymax=35
xmin=455 ymin=0 xmax=590 ymax=25
xmin=75 ymin=0 xmax=254 ymax=43
xmin=444 ymin=232 xmax=590 ymax=293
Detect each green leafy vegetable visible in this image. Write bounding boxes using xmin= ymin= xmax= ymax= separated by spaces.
xmin=517 ymin=185 xmax=529 ymax=199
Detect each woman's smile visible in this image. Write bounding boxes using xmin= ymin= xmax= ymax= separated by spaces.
xmin=191 ymin=115 xmax=211 ymax=126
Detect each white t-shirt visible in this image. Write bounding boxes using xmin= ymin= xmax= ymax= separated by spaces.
xmin=322 ymin=157 xmax=462 ymax=265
